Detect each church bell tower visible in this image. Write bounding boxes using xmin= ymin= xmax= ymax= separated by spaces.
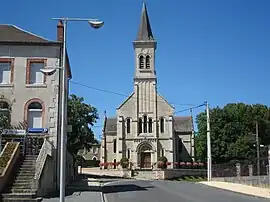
xmin=133 ymin=2 xmax=157 ymax=82
xmin=133 ymin=3 xmax=158 ymax=136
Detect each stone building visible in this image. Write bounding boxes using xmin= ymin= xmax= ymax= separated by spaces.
xmin=0 ymin=21 xmax=74 ymax=195
xmin=79 ymin=143 xmax=101 ymax=161
xmin=100 ymin=3 xmax=195 ymax=169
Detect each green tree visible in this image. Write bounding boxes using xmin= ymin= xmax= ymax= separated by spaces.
xmin=67 ymin=94 xmax=99 ymax=156
xmin=195 ymin=103 xmax=270 ymax=164
xmin=0 ymin=113 xmax=10 ymax=133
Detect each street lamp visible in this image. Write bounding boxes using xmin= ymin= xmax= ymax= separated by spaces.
xmin=41 ymin=17 xmax=104 ymax=202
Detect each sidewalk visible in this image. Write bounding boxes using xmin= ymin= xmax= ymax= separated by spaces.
xmin=43 ymin=178 xmax=104 ymax=202
xmin=43 ymin=192 xmax=103 ymax=202
xmin=198 ymin=181 xmax=270 ymax=199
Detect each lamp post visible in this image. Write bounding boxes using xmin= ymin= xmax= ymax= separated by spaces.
xmin=41 ymin=17 xmax=104 ymax=202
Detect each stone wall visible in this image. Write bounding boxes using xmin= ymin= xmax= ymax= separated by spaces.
xmin=82 ymin=167 xmax=206 ymax=180
xmin=135 ymin=169 xmax=207 ymax=180
xmin=213 ymin=176 xmax=270 ymax=188
xmin=37 ymin=157 xmax=54 ymax=197
xmin=82 ymin=168 xmax=132 ymax=178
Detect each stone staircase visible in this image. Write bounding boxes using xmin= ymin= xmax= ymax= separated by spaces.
xmin=2 ymin=155 xmax=42 ymax=202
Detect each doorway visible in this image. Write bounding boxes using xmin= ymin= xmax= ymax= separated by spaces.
xmin=141 ymin=152 xmax=151 ymax=168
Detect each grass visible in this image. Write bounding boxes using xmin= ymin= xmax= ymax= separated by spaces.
xmin=171 ymin=175 xmax=207 ymax=182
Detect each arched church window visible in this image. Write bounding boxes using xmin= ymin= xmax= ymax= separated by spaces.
xmin=113 ymin=139 xmax=116 ymax=153
xmin=161 ymin=148 xmax=165 ymax=157
xmin=148 ymin=118 xmax=153 ymax=133
xmin=160 ymin=118 xmax=165 ymax=133
xmin=138 ymin=118 xmax=143 ymax=133
xmin=139 ymin=55 xmax=144 ymax=69
xmin=127 ymin=149 xmax=130 ymax=159
xmin=146 ymin=55 xmax=150 ymax=69
xmin=126 ymin=118 xmax=131 ymax=134
xmin=143 ymin=115 xmax=147 ymax=133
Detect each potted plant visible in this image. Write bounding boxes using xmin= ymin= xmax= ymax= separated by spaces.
xmin=157 ymin=156 xmax=168 ymax=169
xmin=179 ymin=162 xmax=186 ymax=168
xmin=99 ymin=162 xmax=104 ymax=170
xmin=120 ymin=157 xmax=129 ymax=169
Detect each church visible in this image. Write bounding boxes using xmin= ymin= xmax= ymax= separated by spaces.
xmin=100 ymin=3 xmax=195 ymax=169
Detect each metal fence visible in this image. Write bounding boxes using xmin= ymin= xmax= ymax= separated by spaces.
xmin=212 ymin=158 xmax=270 ymax=188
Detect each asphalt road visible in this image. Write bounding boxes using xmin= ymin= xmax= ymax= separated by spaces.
xmin=103 ymin=179 xmax=268 ymax=202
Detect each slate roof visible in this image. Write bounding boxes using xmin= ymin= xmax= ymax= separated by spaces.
xmin=135 ymin=2 xmax=155 ymax=41
xmin=174 ymin=116 xmax=193 ymax=133
xmin=0 ymin=25 xmax=58 ymax=44
xmin=104 ymin=116 xmax=193 ymax=134
xmin=104 ymin=118 xmax=117 ymax=133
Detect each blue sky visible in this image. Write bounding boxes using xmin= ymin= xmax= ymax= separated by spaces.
xmin=1 ymin=0 xmax=269 ymax=140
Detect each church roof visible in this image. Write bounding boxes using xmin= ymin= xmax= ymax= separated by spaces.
xmin=135 ymin=2 xmax=155 ymax=41
xmin=104 ymin=116 xmax=193 ymax=134
xmin=174 ymin=116 xmax=193 ymax=133
xmin=104 ymin=118 xmax=117 ymax=133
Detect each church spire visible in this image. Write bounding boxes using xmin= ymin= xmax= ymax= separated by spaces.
xmin=136 ymin=2 xmax=155 ymax=41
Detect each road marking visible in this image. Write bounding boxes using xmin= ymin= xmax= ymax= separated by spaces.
xmin=101 ymin=192 xmax=109 ymax=202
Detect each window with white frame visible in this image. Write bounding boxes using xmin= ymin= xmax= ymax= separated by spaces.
xmin=27 ymin=102 xmax=43 ymax=128
xmin=0 ymin=62 xmax=11 ymax=84
xmin=29 ymin=62 xmax=45 ymax=84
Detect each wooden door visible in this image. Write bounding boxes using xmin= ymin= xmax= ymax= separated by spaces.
xmin=141 ymin=152 xmax=151 ymax=168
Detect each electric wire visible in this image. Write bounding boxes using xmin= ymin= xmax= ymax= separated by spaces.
xmin=70 ymin=80 xmax=197 ymax=107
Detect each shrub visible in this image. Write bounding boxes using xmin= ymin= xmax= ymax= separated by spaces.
xmin=120 ymin=157 xmax=129 ymax=169
xmin=85 ymin=160 xmax=100 ymax=167
xmin=158 ymin=156 xmax=168 ymax=163
xmin=0 ymin=142 xmax=17 ymax=175
xmin=157 ymin=161 xmax=165 ymax=168
xmin=157 ymin=156 xmax=168 ymax=169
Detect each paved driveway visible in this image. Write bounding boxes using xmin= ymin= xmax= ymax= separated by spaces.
xmin=103 ymin=179 xmax=268 ymax=202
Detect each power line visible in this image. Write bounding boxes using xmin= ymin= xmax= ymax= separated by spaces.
xmin=174 ymin=103 xmax=206 ymax=114
xmin=70 ymin=80 xmax=196 ymax=107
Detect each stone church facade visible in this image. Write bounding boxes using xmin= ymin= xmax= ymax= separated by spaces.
xmin=100 ymin=3 xmax=195 ymax=169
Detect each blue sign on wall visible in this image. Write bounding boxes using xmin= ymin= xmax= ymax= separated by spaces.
xmin=27 ymin=128 xmax=48 ymax=133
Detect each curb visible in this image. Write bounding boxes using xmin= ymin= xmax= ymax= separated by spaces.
xmin=197 ymin=182 xmax=270 ymax=200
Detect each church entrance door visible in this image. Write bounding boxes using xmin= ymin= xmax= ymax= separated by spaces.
xmin=141 ymin=152 xmax=151 ymax=168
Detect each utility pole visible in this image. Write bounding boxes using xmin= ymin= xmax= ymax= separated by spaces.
xmin=206 ymin=101 xmax=212 ymax=181
xmin=103 ymin=111 xmax=107 ymax=169
xmin=255 ymin=121 xmax=260 ymax=176
xmin=268 ymin=146 xmax=270 ymax=186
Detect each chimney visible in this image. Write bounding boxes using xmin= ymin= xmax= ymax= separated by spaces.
xmin=57 ymin=20 xmax=64 ymax=42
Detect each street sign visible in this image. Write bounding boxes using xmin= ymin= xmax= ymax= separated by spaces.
xmin=2 ymin=129 xmax=26 ymax=135
xmin=27 ymin=128 xmax=48 ymax=133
